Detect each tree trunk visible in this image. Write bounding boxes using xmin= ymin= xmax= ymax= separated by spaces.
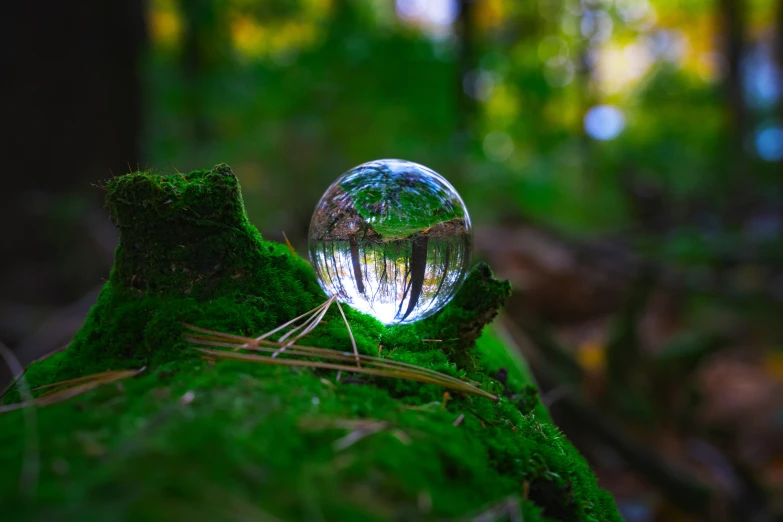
xmin=719 ymin=0 xmax=747 ymax=191
xmin=456 ymin=0 xmax=476 ymax=143
xmin=0 ymin=1 xmax=146 ymax=346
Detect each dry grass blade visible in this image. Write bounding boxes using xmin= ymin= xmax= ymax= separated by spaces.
xmin=192 ymin=347 xmax=497 ymax=401
xmin=183 ymin=323 xmax=255 ymax=344
xmin=182 ymin=302 xmax=498 ymax=400
xmin=334 ymin=299 xmax=361 ymax=367
xmin=282 ymin=230 xmax=297 ymax=257
xmin=0 ymin=367 xmax=146 ymax=414
xmin=184 ymin=335 xmax=484 ymax=393
xmin=253 ymin=298 xmax=333 ymax=344
xmin=272 ymin=297 xmax=336 ymax=358
xmin=183 ymin=327 xmax=488 ymax=393
xmin=188 ymin=296 xmax=363 ymax=368
xmin=32 ymin=369 xmax=141 ymax=394
xmin=277 ymin=298 xmax=333 ymax=343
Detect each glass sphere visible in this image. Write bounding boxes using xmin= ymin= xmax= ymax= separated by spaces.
xmin=308 ymin=159 xmax=473 ymax=324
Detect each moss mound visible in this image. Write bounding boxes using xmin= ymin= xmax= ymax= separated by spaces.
xmin=0 ymin=165 xmax=622 ymax=522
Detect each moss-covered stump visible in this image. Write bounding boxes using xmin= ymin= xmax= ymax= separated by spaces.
xmin=0 ymin=165 xmax=622 ymax=522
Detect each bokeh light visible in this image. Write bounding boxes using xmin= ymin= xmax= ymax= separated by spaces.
xmin=743 ymin=45 xmax=783 ymax=108
xmin=581 ymin=10 xmax=613 ymax=44
xmin=584 ymin=105 xmax=626 ymax=141
xmin=483 ymin=131 xmax=515 ymax=162
xmin=463 ymin=69 xmax=496 ymax=101
xmin=755 ymin=125 xmax=783 ymax=162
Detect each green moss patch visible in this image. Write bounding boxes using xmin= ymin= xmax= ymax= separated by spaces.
xmin=0 ymin=165 xmax=621 ymax=522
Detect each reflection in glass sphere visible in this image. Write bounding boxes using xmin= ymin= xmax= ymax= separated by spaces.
xmin=308 ymin=159 xmax=473 ymax=325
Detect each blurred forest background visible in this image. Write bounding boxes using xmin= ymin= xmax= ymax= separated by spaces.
xmin=2 ymin=0 xmax=783 ymax=521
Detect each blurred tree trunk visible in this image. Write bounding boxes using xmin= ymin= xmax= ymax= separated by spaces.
xmin=718 ymin=0 xmax=747 ymax=192
xmin=777 ymin=0 xmax=783 ymax=150
xmin=0 ymin=2 xmax=146 ymax=347
xmin=456 ymin=0 xmax=476 ymax=144
xmin=576 ymin=18 xmax=594 ymax=191
xmin=181 ymin=0 xmax=221 ymax=146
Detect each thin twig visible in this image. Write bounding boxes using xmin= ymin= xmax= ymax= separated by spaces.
xmin=0 ymin=369 xmax=27 ymax=401
xmin=168 ymin=160 xmax=186 ymax=182
xmin=0 ymin=342 xmax=39 ymax=500
xmin=334 ymin=299 xmax=361 ymax=367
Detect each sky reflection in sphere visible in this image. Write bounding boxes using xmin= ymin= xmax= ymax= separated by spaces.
xmin=308 ymin=159 xmax=473 ymax=325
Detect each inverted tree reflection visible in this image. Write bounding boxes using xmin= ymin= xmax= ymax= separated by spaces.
xmin=310 ymin=220 xmax=469 ymax=324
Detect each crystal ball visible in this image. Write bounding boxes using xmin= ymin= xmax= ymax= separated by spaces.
xmin=308 ymin=159 xmax=473 ymax=324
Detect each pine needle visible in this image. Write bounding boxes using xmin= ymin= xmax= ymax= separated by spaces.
xmin=182 ymin=297 xmax=497 ymax=400
xmin=183 ymin=327 xmax=493 ymax=395
xmin=334 ymin=299 xmax=361 ymax=367
xmin=282 ymin=231 xmax=297 ymax=256
xmin=0 ymin=367 xmax=145 ymax=414
xmin=186 ymin=344 xmax=495 ymax=401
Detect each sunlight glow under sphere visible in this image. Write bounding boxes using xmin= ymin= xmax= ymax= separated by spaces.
xmin=308 ymin=159 xmax=473 ymax=325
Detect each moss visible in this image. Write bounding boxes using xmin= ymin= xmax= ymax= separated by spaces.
xmin=0 ymin=165 xmax=621 ymax=522
xmin=49 ymin=164 xmax=325 ymax=380
xmin=412 ymin=263 xmax=512 ymax=372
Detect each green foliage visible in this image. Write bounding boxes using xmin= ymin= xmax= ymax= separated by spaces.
xmin=0 ymin=166 xmax=621 ymax=521
xmin=147 ymin=0 xmax=783 ymax=259
xmin=338 ymin=163 xmax=466 ymax=239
